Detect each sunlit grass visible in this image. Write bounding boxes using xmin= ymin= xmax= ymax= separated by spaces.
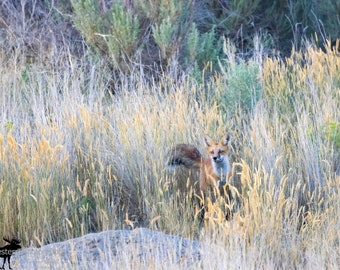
xmin=0 ymin=42 xmax=339 ymax=268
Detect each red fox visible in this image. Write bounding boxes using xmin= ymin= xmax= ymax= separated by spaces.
xmin=167 ymin=134 xmax=232 ymax=196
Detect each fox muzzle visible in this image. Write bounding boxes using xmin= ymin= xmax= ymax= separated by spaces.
xmin=213 ymin=156 xmax=224 ymax=163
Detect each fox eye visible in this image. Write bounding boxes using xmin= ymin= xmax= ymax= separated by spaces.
xmin=210 ymin=151 xmax=214 ymax=154
xmin=218 ymin=150 xmax=224 ymax=154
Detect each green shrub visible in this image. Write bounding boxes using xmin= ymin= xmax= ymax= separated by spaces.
xmin=70 ymin=0 xmax=224 ymax=75
xmin=213 ymin=41 xmax=262 ymax=114
xmin=69 ymin=0 xmax=340 ymax=78
xmin=71 ymin=0 xmax=140 ymax=70
xmin=187 ymin=24 xmax=222 ymax=62
xmin=152 ymin=17 xmax=176 ymax=60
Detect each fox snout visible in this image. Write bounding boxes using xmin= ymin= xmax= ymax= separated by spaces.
xmin=213 ymin=155 xmax=224 ymax=163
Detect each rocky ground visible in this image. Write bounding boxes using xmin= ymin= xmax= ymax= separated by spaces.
xmin=11 ymin=228 xmax=201 ymax=269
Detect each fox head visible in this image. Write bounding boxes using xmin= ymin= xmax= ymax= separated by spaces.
xmin=204 ymin=134 xmax=230 ymax=163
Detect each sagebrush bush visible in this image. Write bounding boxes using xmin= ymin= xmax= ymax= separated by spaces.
xmin=217 ymin=60 xmax=261 ymax=114
xmin=70 ymin=0 xmax=225 ymax=76
xmin=1 ymin=0 xmax=339 ymax=75
xmin=71 ymin=0 xmax=140 ymax=70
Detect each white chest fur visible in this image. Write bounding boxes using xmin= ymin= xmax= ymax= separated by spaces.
xmin=212 ymin=156 xmax=230 ymax=184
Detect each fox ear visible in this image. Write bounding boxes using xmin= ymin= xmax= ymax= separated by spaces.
xmin=204 ymin=134 xmax=214 ymax=147
xmin=221 ymin=133 xmax=231 ymax=145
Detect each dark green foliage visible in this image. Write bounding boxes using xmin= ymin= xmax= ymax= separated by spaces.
xmin=70 ymin=0 xmax=224 ymax=75
xmin=0 ymin=0 xmax=339 ymax=75
xmin=69 ymin=0 xmax=339 ymax=74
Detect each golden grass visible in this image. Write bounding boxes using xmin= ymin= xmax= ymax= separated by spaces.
xmin=0 ymin=43 xmax=339 ymax=268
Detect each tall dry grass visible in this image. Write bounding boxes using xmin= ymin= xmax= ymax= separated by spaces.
xmin=0 ymin=42 xmax=339 ymax=268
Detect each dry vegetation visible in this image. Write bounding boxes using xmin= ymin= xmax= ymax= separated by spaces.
xmin=0 ymin=38 xmax=339 ymax=268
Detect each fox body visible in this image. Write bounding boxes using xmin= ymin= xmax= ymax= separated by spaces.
xmin=168 ymin=134 xmax=231 ymax=195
